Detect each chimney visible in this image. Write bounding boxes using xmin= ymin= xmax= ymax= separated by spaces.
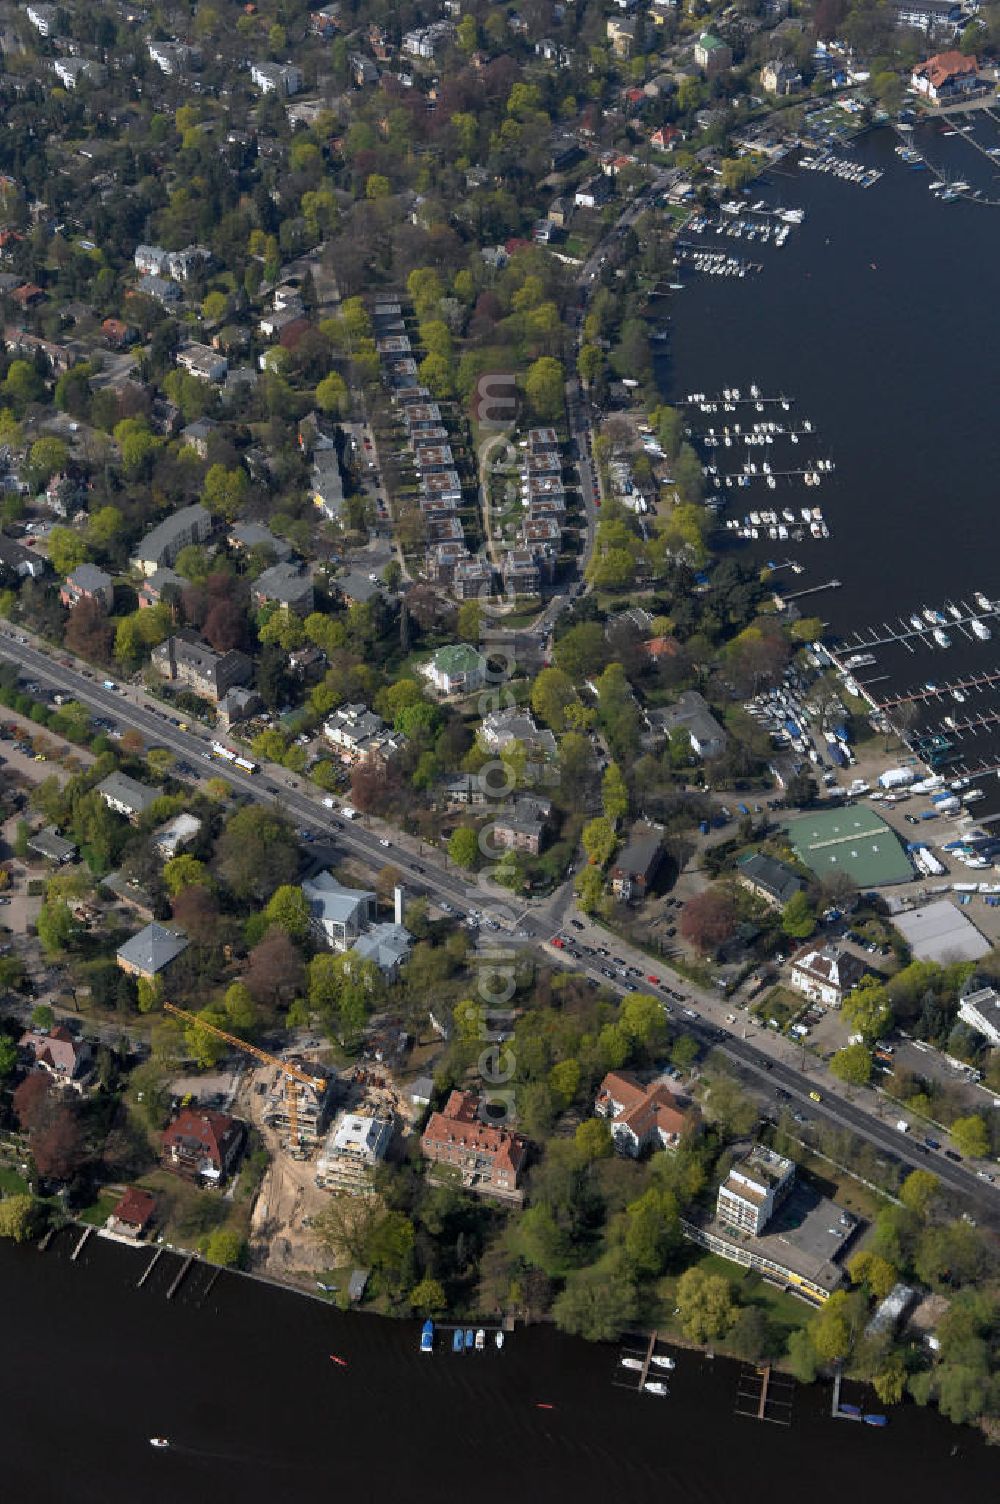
xmin=394 ymin=884 xmax=405 ymax=927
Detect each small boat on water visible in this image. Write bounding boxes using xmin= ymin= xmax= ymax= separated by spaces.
xmin=644 ymin=1382 xmax=669 ymax=1397
xmin=650 ymin=1355 xmax=676 ymax=1371
xmin=839 ymin=1404 xmax=862 ymax=1418
xmin=972 ymin=619 xmax=992 ymax=640
xmin=475 ymin=1329 xmax=486 ymax=1351
xmin=149 ymin=1438 xmax=170 ymax=1450
xmin=496 ymin=1332 xmax=505 ymax=1351
xmin=421 ymin=1320 xmax=435 ymax=1354
xmin=465 ymin=1329 xmax=474 ymax=1350
xmin=909 ymin=614 xmax=925 ymax=632
xmin=975 ymin=591 xmax=993 ymax=611
xmin=864 ymin=1414 xmax=888 ymax=1428
xmin=453 ymin=1329 xmax=465 ymax=1354
xmin=621 ymin=1357 xmax=644 ymax=1371
xmin=932 ymin=628 xmax=951 ymax=649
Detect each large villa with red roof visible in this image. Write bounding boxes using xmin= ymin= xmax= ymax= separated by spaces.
xmin=594 ymin=1071 xmax=696 ymax=1158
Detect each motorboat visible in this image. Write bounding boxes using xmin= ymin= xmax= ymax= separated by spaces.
xmin=975 ymin=591 xmax=993 ymax=611
xmin=644 ymin=1382 xmax=669 ymax=1397
xmin=464 ymin=1329 xmax=474 ymax=1350
xmin=621 ymin=1357 xmax=644 ymax=1371
xmin=475 ymin=1329 xmax=486 ymax=1351
xmin=496 ymin=1332 xmax=505 ymax=1350
xmin=453 ymin=1329 xmax=465 ymax=1353
xmin=149 ymin=1439 xmax=171 ymax=1450
xmin=649 ymin=1355 xmax=676 ymax=1371
xmin=972 ymin=619 xmax=992 ymax=640
xmin=421 ymin=1320 xmax=435 ymax=1353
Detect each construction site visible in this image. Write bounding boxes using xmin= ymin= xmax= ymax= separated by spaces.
xmin=161 ymin=1002 xmax=428 ymax=1281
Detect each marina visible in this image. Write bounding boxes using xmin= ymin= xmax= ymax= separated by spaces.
xmin=798 ymin=152 xmax=883 ymax=188
xmin=735 ymin=1364 xmax=795 ymax=1425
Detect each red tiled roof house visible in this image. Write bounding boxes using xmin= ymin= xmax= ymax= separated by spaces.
xmin=106 ymin=1187 xmax=156 ymax=1240
xmin=595 ymin=1070 xmax=694 ymax=1157
xmin=420 ymin=1090 xmax=527 ymax=1196
xmin=162 ymin=1106 xmax=245 ymax=1183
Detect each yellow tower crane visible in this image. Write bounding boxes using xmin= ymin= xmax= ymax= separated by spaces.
xmin=162 ymin=1001 xmax=328 ymax=1155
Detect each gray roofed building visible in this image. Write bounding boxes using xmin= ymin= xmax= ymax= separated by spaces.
xmin=312 ymin=449 xmax=344 ymax=521
xmin=151 ymin=633 xmax=253 ymax=704
xmin=957 ymin=975 xmax=1000 ymax=1046
xmin=334 ymin=571 xmax=383 ymax=605
xmin=227 ymin=521 xmax=292 ymax=561
xmin=302 ymin=871 xmax=376 ymax=950
xmin=137 ymin=274 xmax=182 ymax=305
xmin=0 ymin=534 xmax=48 ymax=579
xmin=26 ymin=826 xmax=76 ymax=864
xmin=252 ymin=561 xmax=314 ymax=616
xmin=351 ymin=922 xmax=413 ymax=976
xmin=131 ymin=504 xmax=212 ymax=575
xmin=479 ymin=708 xmax=557 ymax=761
xmin=116 ymin=921 xmax=189 ymax=979
xmin=649 ymin=691 xmax=726 ymax=759
xmin=97 ymin=772 xmax=163 ymax=820
xmin=60 ymin=562 xmax=114 ymax=612
xmin=735 ymin=852 xmax=806 ymax=908
xmin=217 ymin=685 xmax=263 ymax=729
xmin=151 ymin=813 xmax=202 ymax=860
xmin=493 ymin=795 xmax=553 ymax=856
xmin=611 ymin=822 xmax=664 ymax=902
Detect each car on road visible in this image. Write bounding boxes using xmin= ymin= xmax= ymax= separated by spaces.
xmin=977 ymin=1171 xmax=995 ymax=1183
xmin=412 ymin=863 xmax=424 ymax=873
xmin=646 ymin=975 xmax=660 ymax=985
xmin=550 ymin=936 xmax=564 ymax=949
xmin=379 ymin=837 xmax=391 ymax=848
xmin=683 ymin=1008 xmax=696 ymax=1018
xmin=570 ymin=919 xmax=585 ymax=931
xmin=809 ymin=1090 xmax=822 ymax=1102
xmin=601 ymin=967 xmax=615 ymax=978
xmin=944 ymin=1149 xmax=963 ymax=1161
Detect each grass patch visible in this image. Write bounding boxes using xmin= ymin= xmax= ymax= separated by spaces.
xmin=654 ymin=1247 xmax=810 ymax=1351
xmin=78 ymin=1190 xmax=119 ymax=1226
xmin=0 ymin=1167 xmax=29 ymax=1195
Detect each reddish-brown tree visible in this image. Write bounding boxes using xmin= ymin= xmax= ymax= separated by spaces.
xmin=64 ymin=598 xmax=113 ymax=663
xmin=245 ymin=929 xmax=304 ymax=1011
xmin=679 ymin=888 xmax=737 ymax=956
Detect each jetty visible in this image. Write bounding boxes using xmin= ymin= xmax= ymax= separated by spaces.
xmin=37 ymin=1225 xmax=58 ymax=1252
xmin=873 ymin=668 xmax=1000 ymax=710
xmin=166 ymin=1253 xmax=195 ymax=1300
xmin=735 ymin=1364 xmax=794 ymax=1425
xmin=613 ymin=1330 xmax=661 ymax=1394
xmin=70 ymin=1226 xmax=92 ymax=1262
xmin=840 ymin=604 xmax=999 ymax=656
xmin=781 ymin=579 xmax=842 ymax=600
xmin=136 ymin=1246 xmax=164 ymax=1288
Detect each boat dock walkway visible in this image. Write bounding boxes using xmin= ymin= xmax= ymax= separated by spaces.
xmin=37 ymin=1225 xmax=57 ymax=1252
xmin=781 ymin=578 xmax=841 ymax=600
xmin=612 ymin=1330 xmax=662 ymax=1394
xmin=69 ymin=1226 xmax=92 ymax=1262
xmin=137 ymin=1246 xmax=164 ymax=1288
xmin=840 ymin=604 xmax=999 ymax=656
xmin=872 ymin=668 xmax=1000 ymax=710
xmin=735 ymin=1364 xmax=794 ymax=1425
xmin=166 ymin=1253 xmax=195 ymax=1300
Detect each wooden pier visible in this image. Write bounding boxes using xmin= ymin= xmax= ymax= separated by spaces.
xmin=70 ymin=1226 xmax=92 ymax=1262
xmin=166 ymin=1253 xmax=195 ymax=1300
xmin=137 ymin=1246 xmax=163 ymax=1288
xmin=37 ymin=1226 xmax=57 ymax=1252
xmin=840 ymin=604 xmax=999 ymax=656
xmin=873 ymin=668 xmax=1000 ymax=710
xmin=781 ymin=579 xmax=842 ymax=601
xmin=612 ymin=1331 xmax=664 ymax=1395
xmin=735 ymin=1364 xmax=794 ymax=1425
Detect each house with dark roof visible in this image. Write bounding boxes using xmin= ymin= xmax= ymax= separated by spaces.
xmin=789 ymin=944 xmax=866 ymax=1007
xmin=60 ymin=562 xmax=113 ymax=612
xmin=595 ymin=1071 xmax=694 ymax=1157
xmin=162 ymin=1106 xmax=245 ymax=1182
xmin=106 ymin=1187 xmax=156 ymax=1239
xmin=151 ymin=633 xmax=253 ymax=704
xmin=736 ymin=852 xmax=806 ymax=909
xmin=131 ymin=505 xmax=211 ymax=575
xmin=252 ymin=561 xmax=315 ymax=616
xmin=492 ymin=795 xmax=553 ymax=856
xmin=116 ymin=921 xmax=189 ymax=980
xmin=97 ymin=772 xmax=163 ymax=821
xmin=611 ymin=822 xmax=664 ymax=902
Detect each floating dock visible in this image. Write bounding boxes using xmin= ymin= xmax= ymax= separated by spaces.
xmin=70 ymin=1226 xmax=92 ymax=1262
xmin=166 ymin=1253 xmax=195 ymax=1300
xmin=136 ymin=1246 xmax=164 ymax=1288
xmin=735 ymin=1364 xmax=794 ymax=1425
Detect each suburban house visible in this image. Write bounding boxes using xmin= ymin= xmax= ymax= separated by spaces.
xmin=227 ymin=521 xmax=291 ymax=562
xmin=26 ymin=826 xmax=76 ymax=864
xmin=607 ymin=15 xmax=637 ymax=55
xmin=97 ymin=772 xmax=163 ymax=821
xmin=151 ymin=813 xmax=202 ymax=861
xmin=60 ymin=562 xmax=114 ymax=612
xmin=761 ymin=59 xmax=802 ymax=94
xmin=162 ymin=1106 xmax=245 ymax=1182
xmin=957 ymin=976 xmax=1000 ymax=1046
xmin=176 ymin=343 xmax=228 ymax=382
xmin=53 ymin=57 xmax=107 ymax=88
xmin=717 ymin=1145 xmax=796 ymax=1236
xmin=315 ymin=1112 xmax=394 ymax=1193
xmin=116 ymin=921 xmax=190 ymax=981
xmin=18 ymin=1026 xmax=91 ymax=1091
xmin=492 ymin=795 xmax=553 ymax=856
xmin=131 ymin=504 xmax=211 ymax=575
xmin=595 ymin=1071 xmax=692 ymax=1157
xmin=421 ymin=643 xmax=488 ymax=696
xmin=789 ymin=944 xmax=866 ymax=1007
xmin=0 ymin=534 xmax=48 ymax=579
xmin=736 ymin=852 xmax=806 ymax=908
xmin=651 ymin=691 xmax=726 ymax=758
xmin=895 ymin=0 xmax=961 ymax=32
xmin=105 ymin=1187 xmax=157 ymax=1240
xmin=610 ymin=822 xmax=664 ymax=902
xmin=695 ymin=31 xmax=732 ymax=73
xmin=911 ymin=50 xmax=979 ymax=101
xmin=323 ymin=703 xmax=400 ymax=764
xmin=250 ymin=61 xmax=304 ymax=95
xmin=479 ymin=708 xmax=557 ymax=763
xmin=137 ymin=567 xmax=183 ymax=610
xmin=151 ymin=633 xmax=253 ymax=704
xmin=420 ymin=1089 xmax=527 ymax=1197
xmin=252 ymin=562 xmax=314 ymax=616
xmin=302 ymin=871 xmax=377 ymax=950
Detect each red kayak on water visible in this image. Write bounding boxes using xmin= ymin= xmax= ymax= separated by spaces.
xmin=535 ymin=1403 xmax=555 ymax=1411
xmin=329 ymin=1355 xmax=348 ymax=1368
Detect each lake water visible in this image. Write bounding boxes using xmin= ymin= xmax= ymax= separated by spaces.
xmin=5 ymin=1227 xmax=994 ymax=1502
xmin=658 ymin=123 xmax=1000 ymax=804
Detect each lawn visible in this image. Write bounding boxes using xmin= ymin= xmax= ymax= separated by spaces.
xmin=0 ymin=1167 xmax=29 ymax=1196
xmin=78 ymin=1190 xmax=119 ymax=1226
xmin=654 ymin=1247 xmax=811 ymax=1350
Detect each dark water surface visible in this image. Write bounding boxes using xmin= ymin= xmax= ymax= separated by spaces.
xmin=5 ymin=1229 xmax=994 ymax=1503
xmin=659 ymin=123 xmax=1000 ymax=796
